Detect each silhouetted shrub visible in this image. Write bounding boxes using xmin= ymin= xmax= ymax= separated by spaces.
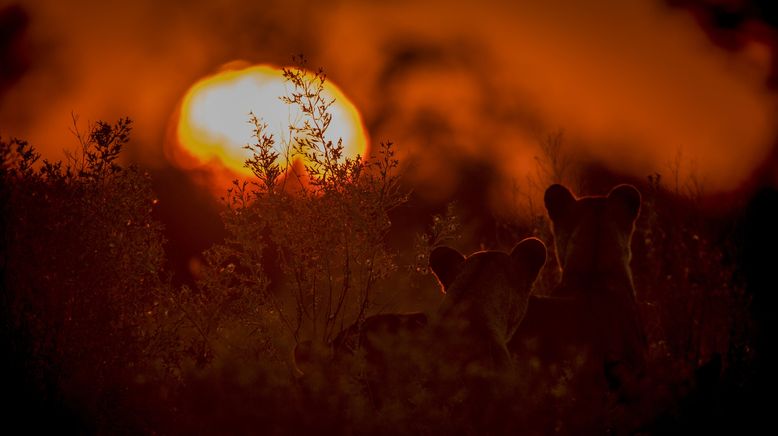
xmin=170 ymin=61 xmax=408 ymax=373
xmin=1 ymin=117 xmax=172 ymax=431
xmin=0 ymin=64 xmax=759 ymax=434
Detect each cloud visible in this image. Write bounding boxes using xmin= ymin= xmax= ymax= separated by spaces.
xmin=0 ymin=0 xmax=320 ymax=163
xmin=1 ymin=0 xmax=775 ymax=204
xmin=320 ymin=0 xmax=776 ymax=197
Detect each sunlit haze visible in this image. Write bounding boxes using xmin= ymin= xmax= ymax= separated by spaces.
xmin=171 ymin=64 xmax=368 ymax=177
xmin=2 ymin=0 xmax=776 ymax=200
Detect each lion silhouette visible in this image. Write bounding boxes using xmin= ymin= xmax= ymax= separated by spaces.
xmin=293 ymin=237 xmax=547 ymax=406
xmin=429 ymin=237 xmax=547 ymax=369
xmin=512 ymin=184 xmax=647 ymax=389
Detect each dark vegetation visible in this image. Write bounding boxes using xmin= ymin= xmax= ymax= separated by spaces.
xmin=0 ymin=64 xmax=768 ymax=434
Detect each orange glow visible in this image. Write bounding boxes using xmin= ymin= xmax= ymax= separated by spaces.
xmin=172 ymin=63 xmax=368 ymax=177
xmin=3 ymin=0 xmax=776 ymax=204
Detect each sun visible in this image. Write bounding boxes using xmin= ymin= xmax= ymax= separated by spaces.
xmin=171 ymin=63 xmax=368 ymax=177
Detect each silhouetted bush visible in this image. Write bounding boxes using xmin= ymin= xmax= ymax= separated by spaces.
xmin=1 ymin=117 xmax=173 ymax=432
xmin=0 ymin=64 xmax=759 ymax=434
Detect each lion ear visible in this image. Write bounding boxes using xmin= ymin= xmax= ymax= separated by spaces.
xmin=544 ymin=184 xmax=576 ymax=222
xmin=429 ymin=246 xmax=465 ymax=293
xmin=608 ymin=184 xmax=641 ymax=222
xmin=510 ymin=237 xmax=547 ymax=283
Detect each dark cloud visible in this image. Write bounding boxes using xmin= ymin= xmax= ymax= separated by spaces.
xmin=667 ymin=0 xmax=778 ymax=87
xmin=665 ymin=0 xmax=778 ymax=186
xmin=0 ymin=4 xmax=29 ymax=96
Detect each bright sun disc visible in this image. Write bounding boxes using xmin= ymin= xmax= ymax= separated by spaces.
xmin=173 ymin=64 xmax=368 ymax=177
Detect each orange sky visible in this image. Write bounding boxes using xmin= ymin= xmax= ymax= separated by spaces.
xmin=1 ymin=0 xmax=776 ymax=205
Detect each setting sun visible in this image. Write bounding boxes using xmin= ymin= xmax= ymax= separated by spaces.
xmin=172 ymin=63 xmax=368 ymax=177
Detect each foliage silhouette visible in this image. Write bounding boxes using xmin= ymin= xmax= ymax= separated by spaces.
xmin=0 ymin=61 xmax=759 ymax=433
xmin=168 ymin=59 xmax=408 ymax=381
xmin=1 ymin=117 xmax=171 ymax=432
